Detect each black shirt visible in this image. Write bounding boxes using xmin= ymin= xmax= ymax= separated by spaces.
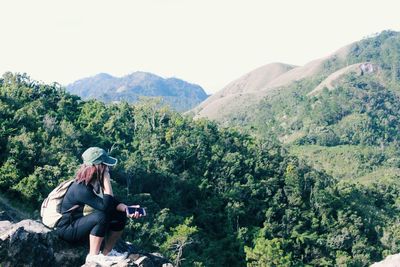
xmin=57 ymin=181 xmax=120 ymax=226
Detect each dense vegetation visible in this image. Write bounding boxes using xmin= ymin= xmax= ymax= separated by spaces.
xmin=2 ymin=72 xmax=400 ymax=266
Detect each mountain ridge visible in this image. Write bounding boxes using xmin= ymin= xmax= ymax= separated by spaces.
xmin=191 ymin=42 xmax=355 ymax=120
xmin=67 ymin=71 xmax=209 ymax=112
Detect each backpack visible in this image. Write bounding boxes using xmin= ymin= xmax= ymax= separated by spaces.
xmin=40 ymin=179 xmax=77 ymax=228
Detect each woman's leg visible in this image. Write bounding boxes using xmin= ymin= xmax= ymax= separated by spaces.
xmin=57 ymin=211 xmax=109 ymax=255
xmin=89 ymin=235 xmax=104 ymax=255
xmin=102 ymin=210 xmax=127 ymax=255
xmin=103 ymin=230 xmax=124 ymax=255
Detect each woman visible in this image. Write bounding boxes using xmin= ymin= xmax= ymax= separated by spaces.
xmin=55 ymin=147 xmax=142 ymax=264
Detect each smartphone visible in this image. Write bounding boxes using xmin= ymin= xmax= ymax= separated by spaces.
xmin=126 ymin=207 xmax=146 ymax=216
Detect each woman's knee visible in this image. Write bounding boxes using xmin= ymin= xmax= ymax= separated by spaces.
xmin=90 ymin=211 xmax=110 ymax=237
xmin=109 ymin=211 xmax=127 ymax=231
xmin=117 ymin=210 xmax=128 ymax=225
xmin=93 ymin=210 xmax=109 ymax=222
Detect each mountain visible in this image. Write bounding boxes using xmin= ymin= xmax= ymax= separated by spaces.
xmin=192 ymin=62 xmax=297 ymax=120
xmin=66 ymin=72 xmax=209 ymax=112
xmin=191 ymin=44 xmax=351 ymax=121
xmin=191 ymin=30 xmax=400 ymax=182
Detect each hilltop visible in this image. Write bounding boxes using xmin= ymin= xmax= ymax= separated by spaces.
xmin=191 ymin=30 xmax=400 ymax=183
xmin=192 ymin=63 xmax=296 ymax=120
xmin=67 ymin=72 xmax=208 ymax=112
xmin=191 ymin=43 xmax=352 ymax=121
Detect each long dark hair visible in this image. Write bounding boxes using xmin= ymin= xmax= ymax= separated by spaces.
xmin=75 ymin=164 xmax=107 ymax=190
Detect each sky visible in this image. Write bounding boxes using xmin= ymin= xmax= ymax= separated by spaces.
xmin=0 ymin=0 xmax=399 ymax=94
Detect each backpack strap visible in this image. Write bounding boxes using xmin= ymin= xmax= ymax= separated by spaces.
xmin=63 ymin=204 xmax=80 ymax=214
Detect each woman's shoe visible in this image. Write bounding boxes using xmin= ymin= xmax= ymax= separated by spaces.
xmin=85 ymin=253 xmax=115 ymax=266
xmin=104 ymin=249 xmax=128 ymax=261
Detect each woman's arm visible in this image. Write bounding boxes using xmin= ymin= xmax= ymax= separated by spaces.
xmin=104 ymin=168 xmax=128 ymax=213
xmin=103 ymin=167 xmax=141 ymax=218
xmin=72 ymin=182 xmax=114 ymax=212
xmin=103 ymin=169 xmax=113 ymax=196
xmin=116 ymin=203 xmax=128 ymax=212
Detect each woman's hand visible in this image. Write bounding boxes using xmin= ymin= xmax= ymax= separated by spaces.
xmin=126 ymin=205 xmax=142 ymax=219
xmin=116 ymin=203 xmax=143 ymax=219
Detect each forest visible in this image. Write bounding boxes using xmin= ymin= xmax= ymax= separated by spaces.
xmin=1 ymin=71 xmax=400 ymax=266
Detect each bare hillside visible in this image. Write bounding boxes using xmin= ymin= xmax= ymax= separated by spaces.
xmin=193 ymin=44 xmax=352 ymax=120
xmin=191 ymin=63 xmax=295 ymax=118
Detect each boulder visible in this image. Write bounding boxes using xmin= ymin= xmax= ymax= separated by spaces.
xmin=371 ymin=254 xmax=400 ymax=267
xmin=0 ymin=219 xmax=172 ymax=267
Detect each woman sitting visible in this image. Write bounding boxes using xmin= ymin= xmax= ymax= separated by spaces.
xmin=55 ymin=147 xmax=142 ymax=264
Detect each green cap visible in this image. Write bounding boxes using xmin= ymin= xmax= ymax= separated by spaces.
xmin=82 ymin=147 xmax=118 ymax=166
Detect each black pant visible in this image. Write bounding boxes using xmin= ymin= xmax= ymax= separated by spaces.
xmin=56 ymin=209 xmax=127 ymax=243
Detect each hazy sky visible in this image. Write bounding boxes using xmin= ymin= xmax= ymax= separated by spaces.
xmin=0 ymin=0 xmax=399 ymax=93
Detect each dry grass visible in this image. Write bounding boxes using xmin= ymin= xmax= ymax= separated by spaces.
xmin=193 ymin=44 xmax=353 ymax=120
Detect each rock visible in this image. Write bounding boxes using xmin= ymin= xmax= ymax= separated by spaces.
xmin=359 ymin=62 xmax=376 ymax=75
xmin=0 ymin=220 xmax=12 ymax=233
xmin=0 ymin=219 xmax=86 ymax=266
xmin=371 ymin=253 xmax=400 ymax=267
xmin=0 ymin=219 xmax=172 ymax=267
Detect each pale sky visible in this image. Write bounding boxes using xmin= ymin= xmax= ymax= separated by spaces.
xmin=0 ymin=0 xmax=399 ymax=94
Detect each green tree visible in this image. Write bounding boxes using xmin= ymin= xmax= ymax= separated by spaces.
xmin=245 ymin=237 xmax=292 ymax=267
xmin=161 ymin=217 xmax=199 ymax=267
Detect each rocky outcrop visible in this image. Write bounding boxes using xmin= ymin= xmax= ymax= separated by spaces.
xmin=307 ymin=62 xmax=379 ymax=96
xmin=371 ymin=254 xmax=400 ymax=267
xmin=0 ymin=219 xmax=172 ymax=267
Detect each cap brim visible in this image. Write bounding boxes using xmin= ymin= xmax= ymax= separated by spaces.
xmin=102 ymin=156 xmax=118 ymax=166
